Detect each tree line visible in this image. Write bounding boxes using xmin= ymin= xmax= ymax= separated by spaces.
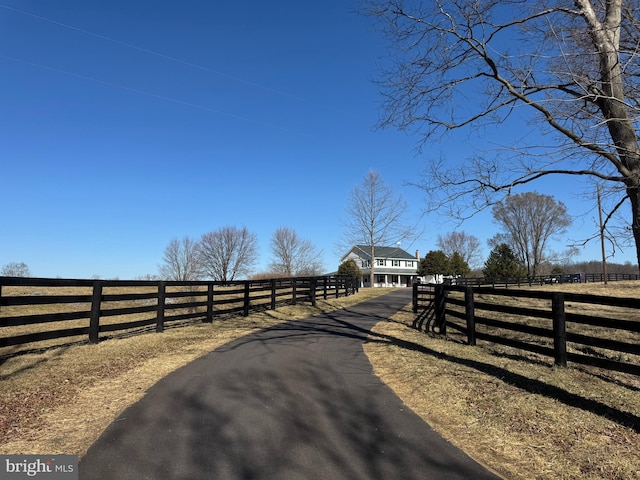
xmin=158 ymin=226 xmax=324 ymax=282
xmin=417 ymin=191 xmax=637 ymax=280
xmin=418 ymin=242 xmax=638 ymax=282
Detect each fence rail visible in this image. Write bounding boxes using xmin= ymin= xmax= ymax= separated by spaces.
xmin=412 ymin=282 xmax=640 ymax=376
xmin=0 ymin=275 xmax=358 ymax=351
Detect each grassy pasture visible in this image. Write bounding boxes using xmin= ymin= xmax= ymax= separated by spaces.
xmin=444 ymin=281 xmax=640 ymax=371
xmin=365 ymin=281 xmax=640 ymax=480
xmin=0 ymin=283 xmax=314 ymax=357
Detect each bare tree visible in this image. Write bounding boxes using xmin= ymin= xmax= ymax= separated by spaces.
xmin=367 ymin=0 xmax=640 ymax=269
xmin=342 ymin=170 xmax=414 ymax=285
xmin=492 ymin=192 xmax=572 ymax=277
xmin=268 ymin=227 xmax=324 ymax=276
xmin=158 ymin=236 xmax=202 ymax=281
xmin=436 ymin=231 xmax=483 ymax=270
xmin=135 ymin=274 xmax=160 ymax=281
xmin=1 ymin=262 xmax=31 ymax=277
xmin=198 ymin=226 xmax=259 ymax=281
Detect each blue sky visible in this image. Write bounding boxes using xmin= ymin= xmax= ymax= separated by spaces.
xmin=0 ymin=1 xmax=634 ymax=279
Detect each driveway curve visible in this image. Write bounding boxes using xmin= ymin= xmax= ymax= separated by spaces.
xmin=80 ymin=289 xmax=502 ymax=479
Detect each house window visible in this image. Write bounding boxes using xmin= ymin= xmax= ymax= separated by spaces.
xmin=392 ymin=260 xmax=401 ymax=267
xmin=376 ymin=259 xmax=386 ymax=266
xmin=391 ymin=275 xmax=399 ymax=283
xmin=362 ymin=260 xmax=370 ymax=268
xmin=377 ymin=275 xmax=386 ymax=284
xmin=405 ymin=261 xmax=414 ymax=268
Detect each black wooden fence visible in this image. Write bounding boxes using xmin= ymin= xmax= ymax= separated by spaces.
xmin=0 ymin=275 xmax=358 ymax=350
xmin=412 ymin=283 xmax=640 ymax=376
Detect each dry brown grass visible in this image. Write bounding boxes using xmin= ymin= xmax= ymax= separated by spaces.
xmin=364 ymin=281 xmax=640 ymax=480
xmin=0 ymin=288 xmax=390 ymax=458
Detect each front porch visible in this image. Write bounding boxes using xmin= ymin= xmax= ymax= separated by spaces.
xmin=361 ymin=273 xmax=416 ymax=288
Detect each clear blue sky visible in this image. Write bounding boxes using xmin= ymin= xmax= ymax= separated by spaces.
xmin=0 ymin=1 xmax=634 ymax=279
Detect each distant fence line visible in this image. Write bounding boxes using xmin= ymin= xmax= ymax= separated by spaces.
xmin=0 ymin=275 xmax=359 ymax=350
xmin=451 ymin=272 xmax=640 ymax=288
xmin=412 ymin=282 xmax=640 ymax=377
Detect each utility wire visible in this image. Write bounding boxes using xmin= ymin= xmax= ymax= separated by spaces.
xmin=0 ymin=3 xmax=307 ymax=102
xmin=0 ymin=54 xmax=312 ymax=137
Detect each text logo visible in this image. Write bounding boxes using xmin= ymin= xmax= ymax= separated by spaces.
xmin=0 ymin=456 xmax=77 ymax=480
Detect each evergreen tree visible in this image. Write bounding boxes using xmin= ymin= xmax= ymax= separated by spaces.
xmin=338 ymin=259 xmax=361 ymax=277
xmin=483 ymin=244 xmax=527 ymax=281
xmin=449 ymin=252 xmax=470 ymax=277
xmin=418 ymin=250 xmax=450 ymax=276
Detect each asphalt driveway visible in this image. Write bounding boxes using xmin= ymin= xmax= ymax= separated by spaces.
xmin=80 ymin=289 xmax=501 ymax=479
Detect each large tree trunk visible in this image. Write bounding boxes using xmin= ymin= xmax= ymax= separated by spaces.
xmin=370 ymin=244 xmax=375 ymax=287
xmin=582 ymin=0 xmax=640 ymax=270
xmin=628 ymin=187 xmax=640 ymax=273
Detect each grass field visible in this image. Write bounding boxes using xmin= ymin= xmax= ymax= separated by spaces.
xmin=441 ymin=281 xmax=640 ymax=369
xmin=364 ymin=281 xmax=640 ymax=480
xmin=0 ymin=282 xmax=326 ymax=356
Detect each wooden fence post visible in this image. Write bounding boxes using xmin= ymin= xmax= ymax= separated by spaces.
xmin=336 ymin=276 xmax=340 ymax=298
xmin=323 ymin=277 xmax=328 ymax=300
xmin=552 ymin=292 xmax=567 ymax=367
xmin=243 ymin=282 xmax=250 ymax=317
xmin=292 ymin=279 xmax=297 ymax=305
xmin=205 ymin=283 xmax=214 ymax=323
xmin=157 ymin=281 xmax=166 ymax=332
xmin=270 ymin=279 xmax=277 ymax=310
xmin=89 ymin=281 xmax=103 ymax=344
xmin=435 ymin=284 xmax=447 ymax=335
xmin=310 ymin=278 xmax=317 ymax=307
xmin=412 ymin=283 xmax=418 ymax=313
xmin=465 ymin=286 xmax=476 ymax=346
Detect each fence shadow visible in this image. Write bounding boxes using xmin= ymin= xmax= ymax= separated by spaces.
xmin=214 ymin=303 xmax=640 ymax=435
xmin=412 ymin=301 xmax=435 ymax=332
xmin=381 ymin=315 xmax=640 ymax=434
xmin=0 ymin=319 xmax=199 ymax=375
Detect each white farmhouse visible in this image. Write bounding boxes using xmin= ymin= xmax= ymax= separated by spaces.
xmin=341 ymin=245 xmax=419 ymax=288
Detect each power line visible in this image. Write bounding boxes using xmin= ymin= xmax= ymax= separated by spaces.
xmin=0 ymin=54 xmax=312 ymax=137
xmin=0 ymin=3 xmax=307 ymax=102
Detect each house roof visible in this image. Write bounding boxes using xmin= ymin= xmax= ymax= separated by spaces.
xmin=343 ymin=245 xmax=416 ymax=261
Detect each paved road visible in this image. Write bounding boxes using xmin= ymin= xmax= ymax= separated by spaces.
xmin=80 ymin=289 xmax=501 ymax=479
